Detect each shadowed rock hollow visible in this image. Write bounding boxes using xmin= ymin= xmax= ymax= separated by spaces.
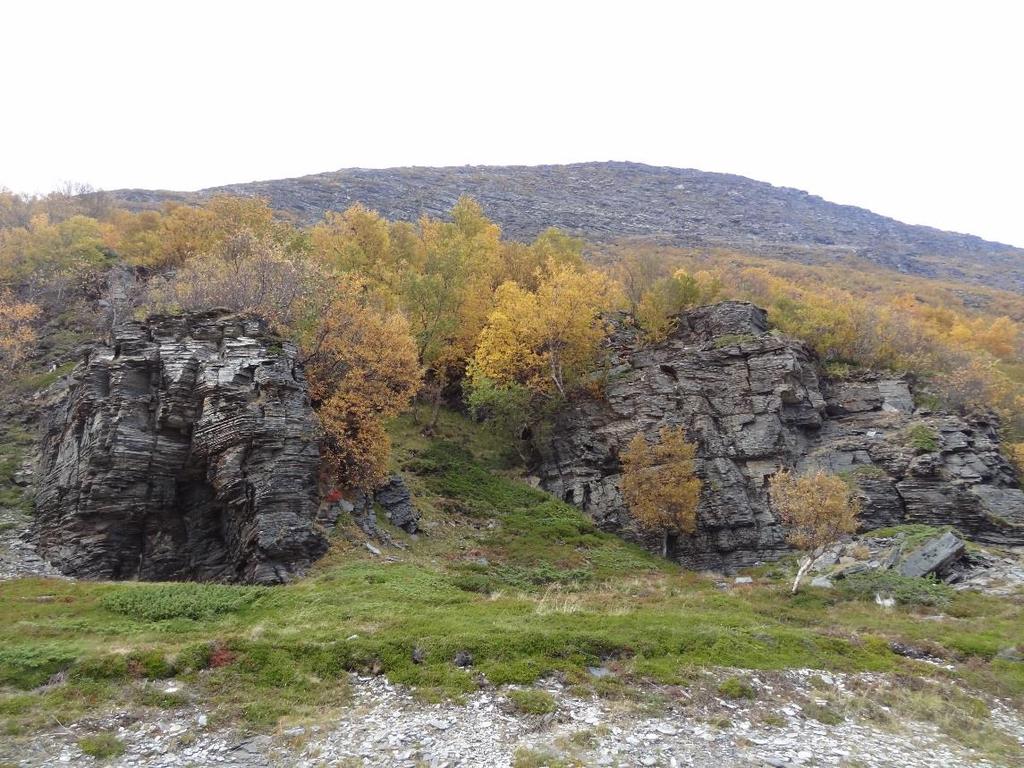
xmin=32 ymin=310 xmax=327 ymax=584
xmin=537 ymin=301 xmax=1024 ymax=571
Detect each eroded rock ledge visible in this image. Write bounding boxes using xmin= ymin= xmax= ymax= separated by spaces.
xmin=32 ymin=310 xmax=326 ymax=584
xmin=537 ymin=301 xmax=1024 ymax=571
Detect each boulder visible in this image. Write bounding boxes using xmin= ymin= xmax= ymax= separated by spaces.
xmin=374 ymin=475 xmax=419 ymax=533
xmin=898 ymin=532 xmax=966 ymax=579
xmin=32 ymin=311 xmax=327 ymax=584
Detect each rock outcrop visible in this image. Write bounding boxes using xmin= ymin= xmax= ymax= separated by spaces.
xmin=32 ymin=310 xmax=327 ymax=584
xmin=537 ymin=301 xmax=1024 ymax=571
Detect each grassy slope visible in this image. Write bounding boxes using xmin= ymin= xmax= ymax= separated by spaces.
xmin=1 ymin=410 xmax=1022 ymax=744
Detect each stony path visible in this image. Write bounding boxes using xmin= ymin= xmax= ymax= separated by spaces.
xmin=5 ymin=671 xmax=1022 ymax=767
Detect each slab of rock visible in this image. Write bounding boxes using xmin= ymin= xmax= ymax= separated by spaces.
xmin=32 ymin=310 xmax=327 ymax=584
xmin=898 ymin=532 xmax=966 ymax=579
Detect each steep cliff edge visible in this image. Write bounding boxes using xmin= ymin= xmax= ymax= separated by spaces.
xmin=536 ymin=301 xmax=1024 ymax=570
xmin=31 ymin=310 xmax=327 ymax=584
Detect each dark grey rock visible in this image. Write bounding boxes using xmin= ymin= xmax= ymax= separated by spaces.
xmin=453 ymin=650 xmax=473 ymax=668
xmin=898 ymin=532 xmax=966 ymax=578
xmin=31 ymin=310 xmax=327 ymax=584
xmin=375 ymin=475 xmax=419 ymax=533
xmin=537 ymin=302 xmax=1024 ymax=571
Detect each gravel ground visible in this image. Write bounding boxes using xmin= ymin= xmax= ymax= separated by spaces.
xmin=4 ymin=671 xmax=1022 ymax=768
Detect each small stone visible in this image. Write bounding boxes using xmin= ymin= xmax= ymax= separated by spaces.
xmin=810 ymin=575 xmax=833 ymax=589
xmin=734 ymin=576 xmax=753 ymax=584
xmin=453 ymin=650 xmax=473 ymax=667
xmin=366 ymin=542 xmax=382 ymax=556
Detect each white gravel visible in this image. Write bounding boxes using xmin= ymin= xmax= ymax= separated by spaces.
xmin=4 ymin=671 xmax=1022 ymax=768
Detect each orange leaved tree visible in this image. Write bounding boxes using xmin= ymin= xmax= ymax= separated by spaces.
xmin=619 ymin=426 xmax=702 ymax=557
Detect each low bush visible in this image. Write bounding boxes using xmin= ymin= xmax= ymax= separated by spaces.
xmin=717 ymin=675 xmax=756 ymax=700
xmin=836 ymin=571 xmax=953 ymax=608
xmin=100 ymin=583 xmax=266 ymax=621
xmin=507 ymin=688 xmax=557 ymax=715
xmin=907 ymin=425 xmax=940 ymax=453
xmin=78 ymin=732 xmax=125 ymax=759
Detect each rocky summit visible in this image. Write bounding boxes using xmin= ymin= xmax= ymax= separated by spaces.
xmin=537 ymin=301 xmax=1024 ymax=571
xmin=31 ymin=310 xmax=326 ymax=584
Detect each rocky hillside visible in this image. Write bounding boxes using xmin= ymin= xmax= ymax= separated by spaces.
xmin=537 ymin=302 xmax=1024 ymax=571
xmin=110 ymin=162 xmax=1024 ymax=291
xmin=19 ymin=302 xmax=1024 ymax=582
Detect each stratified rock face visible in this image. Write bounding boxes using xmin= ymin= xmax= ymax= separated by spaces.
xmin=536 ymin=301 xmax=1024 ymax=571
xmin=32 ymin=311 xmax=327 ymax=584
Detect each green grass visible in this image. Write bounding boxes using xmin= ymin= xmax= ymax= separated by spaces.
xmin=78 ymin=732 xmax=125 ymax=759
xmin=836 ymin=571 xmax=953 ymax=608
xmin=513 ymin=747 xmax=581 ymax=768
xmin=12 ymin=361 xmax=77 ymax=395
xmin=717 ymin=675 xmax=756 ymax=700
xmin=906 ymin=424 xmax=940 ymax=453
xmin=0 ymin=409 xmax=1021 ymax=740
xmin=507 ymin=688 xmax=557 ymax=714
xmin=100 ymin=583 xmax=267 ymax=621
xmin=865 ymin=524 xmax=954 ymax=553
xmin=0 ymin=424 xmax=34 ymax=511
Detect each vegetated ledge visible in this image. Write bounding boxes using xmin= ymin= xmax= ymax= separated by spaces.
xmin=31 ymin=309 xmax=327 ymax=584
xmin=537 ymin=301 xmax=1024 ymax=571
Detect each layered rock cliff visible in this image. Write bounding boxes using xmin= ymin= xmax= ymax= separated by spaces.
xmin=537 ymin=302 xmax=1024 ymax=571
xmin=32 ymin=311 xmax=327 ymax=584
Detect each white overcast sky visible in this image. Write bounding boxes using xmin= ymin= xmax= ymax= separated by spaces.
xmin=2 ymin=1 xmax=1022 ymax=246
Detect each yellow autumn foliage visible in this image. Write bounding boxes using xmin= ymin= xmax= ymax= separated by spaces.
xmin=469 ymin=261 xmax=619 ymax=397
xmin=619 ymin=426 xmax=702 ymax=555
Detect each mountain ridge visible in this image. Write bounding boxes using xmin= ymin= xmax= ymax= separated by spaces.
xmin=109 ymin=161 xmax=1024 ymax=291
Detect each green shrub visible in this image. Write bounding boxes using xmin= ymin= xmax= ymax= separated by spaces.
xmin=127 ymin=650 xmax=175 ymax=679
xmin=72 ymin=654 xmax=130 ymax=682
xmin=717 ymin=676 xmax=756 ymax=700
xmin=137 ymin=687 xmax=188 ymax=709
xmin=0 ymin=644 xmax=76 ymax=689
xmin=173 ymin=642 xmax=215 ymax=673
xmin=100 ymin=583 xmax=266 ymax=621
xmin=507 ymin=688 xmax=557 ymax=715
xmin=907 ymin=425 xmax=940 ymax=453
xmin=450 ymin=573 xmax=497 ymax=594
xmin=837 ymin=571 xmax=952 ymax=608
xmin=78 ymin=732 xmax=125 ymax=759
